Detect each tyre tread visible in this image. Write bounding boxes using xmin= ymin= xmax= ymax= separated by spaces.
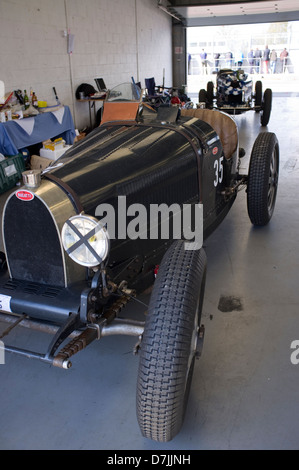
xmin=247 ymin=132 xmax=279 ymax=225
xmin=136 ymin=241 xmax=207 ymax=442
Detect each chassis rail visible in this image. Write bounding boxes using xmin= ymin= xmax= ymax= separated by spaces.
xmin=0 ymin=310 xmax=145 ymax=369
xmin=213 ymin=105 xmax=261 ymax=112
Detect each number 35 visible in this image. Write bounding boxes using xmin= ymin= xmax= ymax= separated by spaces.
xmin=214 ymin=156 xmax=224 ymax=187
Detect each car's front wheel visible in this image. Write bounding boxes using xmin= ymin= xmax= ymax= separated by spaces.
xmin=247 ymin=132 xmax=279 ymax=225
xmin=136 ymin=240 xmax=207 ymax=442
xmin=260 ymin=88 xmax=272 ymax=126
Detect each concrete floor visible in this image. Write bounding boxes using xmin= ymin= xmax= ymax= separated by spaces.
xmin=0 ymin=94 xmax=299 ymax=450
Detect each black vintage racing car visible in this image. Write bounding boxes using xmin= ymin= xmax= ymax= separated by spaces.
xmin=0 ymin=83 xmax=279 ymax=442
xmin=199 ymin=69 xmax=272 ymax=126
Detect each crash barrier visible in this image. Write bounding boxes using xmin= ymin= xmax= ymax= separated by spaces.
xmin=190 ymin=57 xmax=293 ymax=75
xmin=181 ymin=108 xmax=238 ymax=160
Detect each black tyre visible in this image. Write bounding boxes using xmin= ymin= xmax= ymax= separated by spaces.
xmin=247 ymin=132 xmax=279 ymax=226
xmin=255 ymin=80 xmax=262 ymax=109
xmin=136 ymin=240 xmax=207 ymax=442
xmin=260 ymin=88 xmax=272 ymax=126
xmin=198 ymin=88 xmax=207 ymax=103
xmin=206 ymin=81 xmax=214 ymax=108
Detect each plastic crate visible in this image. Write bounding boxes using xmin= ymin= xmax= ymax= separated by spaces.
xmin=0 ymin=154 xmax=25 ymax=194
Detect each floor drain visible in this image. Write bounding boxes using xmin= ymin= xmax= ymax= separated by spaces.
xmin=218 ymin=295 xmax=243 ymax=312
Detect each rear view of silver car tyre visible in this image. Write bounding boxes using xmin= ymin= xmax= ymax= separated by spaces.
xmin=136 ymin=240 xmax=207 ymax=442
xmin=247 ymin=132 xmax=279 ymax=226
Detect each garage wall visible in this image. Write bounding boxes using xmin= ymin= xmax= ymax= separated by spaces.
xmin=0 ymin=0 xmax=172 ymax=129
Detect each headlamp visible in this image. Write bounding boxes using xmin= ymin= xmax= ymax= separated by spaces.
xmin=61 ymin=214 xmax=109 ymax=267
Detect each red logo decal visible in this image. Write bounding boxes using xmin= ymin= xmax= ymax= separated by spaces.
xmin=213 ymin=146 xmax=218 ymax=155
xmin=16 ymin=190 xmax=34 ymax=201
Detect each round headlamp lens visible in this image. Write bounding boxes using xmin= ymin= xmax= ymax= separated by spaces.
xmin=61 ymin=215 xmax=109 ymax=267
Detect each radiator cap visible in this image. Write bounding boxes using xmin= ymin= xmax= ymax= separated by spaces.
xmin=22 ymin=169 xmax=41 ymax=188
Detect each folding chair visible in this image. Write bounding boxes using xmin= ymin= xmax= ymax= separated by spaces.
xmin=144 ymin=77 xmax=171 ymax=108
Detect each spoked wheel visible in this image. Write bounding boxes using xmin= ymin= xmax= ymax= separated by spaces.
xmin=247 ymin=132 xmax=279 ymax=225
xmin=136 ymin=240 xmax=207 ymax=442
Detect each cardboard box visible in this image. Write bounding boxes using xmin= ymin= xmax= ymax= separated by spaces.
xmin=30 ymin=154 xmax=52 ymax=171
xmin=39 ymin=145 xmax=72 ymax=161
xmin=43 ymin=137 xmax=64 ymax=151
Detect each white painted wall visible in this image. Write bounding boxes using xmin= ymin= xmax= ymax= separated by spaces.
xmin=0 ymin=0 xmax=172 ymax=129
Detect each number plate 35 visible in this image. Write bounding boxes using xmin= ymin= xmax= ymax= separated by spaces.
xmin=214 ymin=156 xmax=224 ymax=187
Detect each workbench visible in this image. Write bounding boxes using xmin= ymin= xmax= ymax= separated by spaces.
xmin=0 ymin=106 xmax=76 ymax=156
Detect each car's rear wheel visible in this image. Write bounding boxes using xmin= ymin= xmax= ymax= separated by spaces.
xmin=247 ymin=132 xmax=279 ymax=225
xmin=136 ymin=240 xmax=207 ymax=442
xmin=198 ymin=89 xmax=207 ymax=106
xmin=260 ymin=88 xmax=272 ymax=126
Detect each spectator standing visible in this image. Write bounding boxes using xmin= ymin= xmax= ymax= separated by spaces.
xmin=200 ymin=49 xmax=208 ymax=74
xmin=255 ymin=48 xmax=262 ymax=73
xmin=214 ymin=52 xmax=220 ymax=72
xmin=263 ymin=45 xmax=270 ymax=73
xmin=225 ymin=51 xmax=233 ymax=68
xmin=280 ymin=48 xmax=289 ymax=73
xmin=248 ymin=49 xmax=254 ymax=73
xmin=235 ymin=50 xmax=243 ymax=68
xmin=188 ymin=53 xmax=192 ymax=74
xmin=270 ymin=49 xmax=277 ymax=74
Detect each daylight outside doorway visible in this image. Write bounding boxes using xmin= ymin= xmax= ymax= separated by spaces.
xmin=186 ymin=20 xmax=299 ymax=104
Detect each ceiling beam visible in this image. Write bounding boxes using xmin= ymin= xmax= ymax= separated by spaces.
xmin=186 ymin=11 xmax=299 ymax=27
xmin=166 ymin=0 xmax=299 ymax=27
